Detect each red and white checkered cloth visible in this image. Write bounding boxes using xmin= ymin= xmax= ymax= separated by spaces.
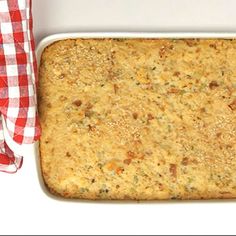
xmin=0 ymin=0 xmax=41 ymax=173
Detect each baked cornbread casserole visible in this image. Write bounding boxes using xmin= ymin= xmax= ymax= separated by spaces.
xmin=39 ymin=39 xmax=236 ymax=200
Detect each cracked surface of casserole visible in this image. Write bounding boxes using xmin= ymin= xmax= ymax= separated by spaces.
xmin=39 ymin=39 xmax=236 ymax=200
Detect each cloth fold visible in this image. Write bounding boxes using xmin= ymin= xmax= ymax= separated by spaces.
xmin=0 ymin=0 xmax=41 ymax=173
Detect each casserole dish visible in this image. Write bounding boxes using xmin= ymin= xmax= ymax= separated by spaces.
xmin=36 ymin=32 xmax=236 ymax=201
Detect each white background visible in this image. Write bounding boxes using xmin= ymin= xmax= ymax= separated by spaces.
xmin=1 ymin=0 xmax=236 ymax=235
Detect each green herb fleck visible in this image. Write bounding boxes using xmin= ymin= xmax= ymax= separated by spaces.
xmin=133 ymin=175 xmax=139 ymax=184
xmin=80 ymin=188 xmax=89 ymax=193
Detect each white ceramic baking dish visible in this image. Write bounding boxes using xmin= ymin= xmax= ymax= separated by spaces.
xmin=34 ymin=32 xmax=236 ymax=202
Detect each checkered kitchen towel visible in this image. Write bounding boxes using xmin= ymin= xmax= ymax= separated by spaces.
xmin=0 ymin=0 xmax=41 ymax=173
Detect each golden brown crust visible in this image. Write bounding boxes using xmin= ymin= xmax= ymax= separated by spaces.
xmin=39 ymin=39 xmax=236 ymax=200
